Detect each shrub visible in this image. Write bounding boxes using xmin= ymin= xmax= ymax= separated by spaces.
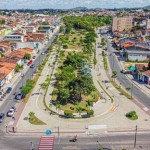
xmin=102 ymin=51 xmax=105 ymax=56
xmin=87 ymin=109 xmax=94 ymax=116
xmin=29 ymin=112 xmax=35 ymax=117
xmin=70 ymin=107 xmax=74 ymax=110
xmin=64 ymin=110 xmax=73 ymax=117
xmin=126 ymin=111 xmax=138 ymax=120
xmin=63 ymin=44 xmax=68 ymax=49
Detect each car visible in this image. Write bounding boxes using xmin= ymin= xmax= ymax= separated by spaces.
xmin=7 ymin=108 xmax=14 ymax=117
xmin=120 ymin=70 xmax=126 ymax=74
xmin=0 ymin=113 xmax=4 ymax=123
xmin=32 ymin=56 xmax=36 ymax=59
xmin=15 ymin=92 xmax=24 ymax=100
xmin=30 ymin=64 xmax=35 ymax=68
xmin=41 ymin=52 xmax=45 ymax=55
xmin=6 ymin=87 xmax=12 ymax=94
xmin=27 ymin=60 xmax=33 ymax=66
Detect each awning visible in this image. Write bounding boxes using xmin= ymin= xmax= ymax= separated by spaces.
xmin=128 ymin=66 xmax=136 ymax=71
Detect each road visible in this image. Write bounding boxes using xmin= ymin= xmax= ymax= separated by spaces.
xmin=0 ymin=30 xmax=59 ymax=131
xmin=101 ymin=30 xmax=150 ymax=109
xmin=0 ymin=132 xmax=150 ymax=150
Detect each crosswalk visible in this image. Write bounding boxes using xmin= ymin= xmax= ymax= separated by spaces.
xmin=38 ymin=135 xmax=55 ymax=150
xmin=110 ymin=106 xmax=118 ymax=112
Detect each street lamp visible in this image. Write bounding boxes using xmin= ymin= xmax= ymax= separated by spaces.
xmin=21 ymin=72 xmax=24 ymax=87
xmin=134 ymin=125 xmax=138 ymax=150
xmin=55 ymin=126 xmax=60 ymax=150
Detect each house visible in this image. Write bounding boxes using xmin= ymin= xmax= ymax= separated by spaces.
xmin=135 ymin=64 xmax=150 ymax=85
xmin=0 ymin=41 xmax=11 ymax=54
xmin=4 ymin=33 xmax=24 ymax=42
xmin=122 ymin=45 xmax=150 ymax=61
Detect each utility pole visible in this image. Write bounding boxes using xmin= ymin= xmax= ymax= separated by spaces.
xmin=134 ymin=125 xmax=137 ymax=150
xmin=55 ymin=126 xmax=60 ymax=150
xmin=131 ymin=81 xmax=134 ymax=99
xmin=97 ymin=141 xmax=104 ymax=150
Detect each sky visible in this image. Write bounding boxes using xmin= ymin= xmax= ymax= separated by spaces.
xmin=0 ymin=0 xmax=150 ymax=9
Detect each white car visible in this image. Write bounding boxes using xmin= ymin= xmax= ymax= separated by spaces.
xmin=7 ymin=109 xmax=14 ymax=117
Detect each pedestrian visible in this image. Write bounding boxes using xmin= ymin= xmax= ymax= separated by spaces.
xmin=12 ymin=116 xmax=15 ymax=120
xmin=6 ymin=126 xmax=7 ymax=133
xmin=30 ymin=141 xmax=34 ymax=150
xmin=12 ymin=127 xmax=15 ymax=133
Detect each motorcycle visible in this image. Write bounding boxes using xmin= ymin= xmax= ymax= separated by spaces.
xmin=70 ymin=135 xmax=77 ymax=142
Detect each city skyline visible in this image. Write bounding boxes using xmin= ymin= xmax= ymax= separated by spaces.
xmin=0 ymin=0 xmax=150 ymax=9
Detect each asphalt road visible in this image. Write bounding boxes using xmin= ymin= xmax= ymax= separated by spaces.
xmin=0 ymin=30 xmax=59 ymax=131
xmin=102 ymin=31 xmax=150 ymax=109
xmin=0 ymin=133 xmax=150 ymax=150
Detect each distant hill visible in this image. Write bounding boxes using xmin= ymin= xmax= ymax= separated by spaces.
xmin=71 ymin=7 xmax=88 ymax=11
xmin=143 ymin=5 xmax=150 ymax=10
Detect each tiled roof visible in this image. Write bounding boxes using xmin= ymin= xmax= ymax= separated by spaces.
xmin=144 ymin=70 xmax=150 ymax=77
xmin=135 ymin=64 xmax=146 ymax=72
xmin=121 ymin=42 xmax=135 ymax=48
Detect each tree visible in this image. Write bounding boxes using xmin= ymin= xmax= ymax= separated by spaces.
xmin=101 ymin=38 xmax=106 ymax=49
xmin=126 ymin=87 xmax=132 ymax=98
xmin=58 ymin=87 xmax=70 ymax=104
xmin=63 ymin=44 xmax=68 ymax=49
xmin=40 ymin=82 xmax=49 ymax=90
xmin=76 ymin=106 xmax=82 ymax=116
xmin=59 ymin=26 xmax=64 ymax=33
xmin=15 ymin=64 xmax=23 ymax=72
xmin=42 ymin=21 xmax=49 ymax=25
xmin=55 ymin=101 xmax=61 ymax=113
xmin=24 ymin=53 xmax=31 ymax=60
xmin=86 ymin=100 xmax=93 ymax=109
xmin=111 ymin=71 xmax=117 ymax=81
xmin=87 ymin=109 xmax=94 ymax=116
xmin=69 ymin=75 xmax=95 ymax=101
xmin=93 ymin=57 xmax=97 ymax=68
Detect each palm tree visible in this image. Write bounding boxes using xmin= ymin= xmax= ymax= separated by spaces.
xmin=76 ymin=106 xmax=82 ymax=117
xmin=126 ymin=87 xmax=133 ymax=98
xmin=111 ymin=71 xmax=117 ymax=81
xmin=56 ymin=102 xmax=61 ymax=113
xmin=86 ymin=100 xmax=93 ymax=110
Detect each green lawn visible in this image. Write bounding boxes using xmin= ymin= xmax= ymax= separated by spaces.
xmin=29 ymin=114 xmax=46 ymax=125
xmin=60 ymin=101 xmax=90 ymax=113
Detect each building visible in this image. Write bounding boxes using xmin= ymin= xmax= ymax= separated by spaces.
xmin=112 ymin=17 xmax=133 ymax=32
xmin=146 ymin=19 xmax=150 ymax=29
xmin=135 ymin=64 xmax=150 ymax=85
xmin=121 ymin=43 xmax=150 ymax=61
xmin=4 ymin=34 xmax=24 ymax=42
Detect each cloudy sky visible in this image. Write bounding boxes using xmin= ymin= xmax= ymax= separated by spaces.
xmin=0 ymin=0 xmax=150 ymax=9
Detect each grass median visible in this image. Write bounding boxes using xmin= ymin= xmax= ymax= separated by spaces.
xmin=102 ymin=54 xmax=108 ymax=70
xmin=111 ymin=80 xmax=132 ymax=99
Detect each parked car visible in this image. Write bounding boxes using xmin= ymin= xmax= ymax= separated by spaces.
xmin=7 ymin=108 xmax=14 ymax=117
xmin=27 ymin=60 xmax=33 ymax=66
xmin=120 ymin=70 xmax=126 ymax=74
xmin=0 ymin=113 xmax=4 ymax=123
xmin=15 ymin=92 xmax=24 ymax=100
xmin=41 ymin=52 xmax=45 ymax=55
xmin=30 ymin=64 xmax=35 ymax=68
xmin=6 ymin=87 xmax=12 ymax=94
xmin=32 ymin=56 xmax=36 ymax=59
